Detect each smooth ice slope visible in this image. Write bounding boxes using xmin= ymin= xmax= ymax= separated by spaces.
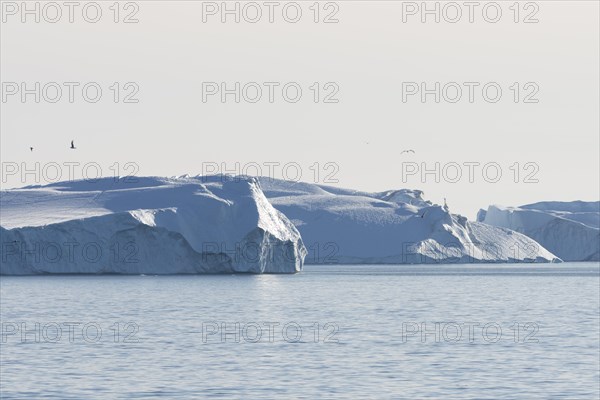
xmin=478 ymin=201 xmax=599 ymax=261
xmin=255 ymin=177 xmax=559 ymax=264
xmin=0 ymin=176 xmax=306 ymax=275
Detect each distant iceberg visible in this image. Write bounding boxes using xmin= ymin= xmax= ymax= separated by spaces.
xmin=256 ymin=177 xmax=560 ymax=264
xmin=478 ymin=201 xmax=600 ymax=261
xmin=0 ymin=176 xmax=306 ymax=275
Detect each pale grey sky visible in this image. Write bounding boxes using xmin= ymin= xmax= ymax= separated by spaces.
xmin=1 ymin=1 xmax=599 ymax=218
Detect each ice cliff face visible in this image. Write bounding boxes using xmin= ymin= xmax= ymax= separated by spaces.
xmin=0 ymin=176 xmax=306 ymax=275
xmin=256 ymin=178 xmax=560 ymax=264
xmin=478 ymin=202 xmax=600 ymax=261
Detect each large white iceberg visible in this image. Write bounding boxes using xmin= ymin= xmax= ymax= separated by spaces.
xmin=1 ymin=175 xmax=563 ymax=274
xmin=256 ymin=177 xmax=560 ymax=264
xmin=478 ymin=201 xmax=599 ymax=261
xmin=0 ymin=176 xmax=306 ymax=275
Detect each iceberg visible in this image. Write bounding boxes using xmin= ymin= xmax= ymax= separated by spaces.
xmin=0 ymin=176 xmax=306 ymax=275
xmin=478 ymin=201 xmax=600 ymax=261
xmin=1 ymin=174 xmax=564 ymax=274
xmin=255 ymin=177 xmax=560 ymax=264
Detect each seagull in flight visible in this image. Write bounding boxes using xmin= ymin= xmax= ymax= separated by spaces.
xmin=400 ymin=149 xmax=415 ymax=154
xmin=70 ymin=140 xmax=76 ymax=150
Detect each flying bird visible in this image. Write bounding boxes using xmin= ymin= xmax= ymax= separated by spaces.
xmin=400 ymin=149 xmax=415 ymax=154
xmin=70 ymin=140 xmax=76 ymax=149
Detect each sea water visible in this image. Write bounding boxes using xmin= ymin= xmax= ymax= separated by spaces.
xmin=1 ymin=263 xmax=599 ymax=399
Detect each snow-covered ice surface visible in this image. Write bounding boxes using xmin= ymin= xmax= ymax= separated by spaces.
xmin=0 ymin=176 xmax=306 ymax=275
xmin=256 ymin=177 xmax=560 ymax=264
xmin=478 ymin=201 xmax=600 ymax=262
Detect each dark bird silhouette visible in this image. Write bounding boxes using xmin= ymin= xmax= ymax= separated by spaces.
xmin=400 ymin=149 xmax=415 ymax=154
xmin=30 ymin=147 xmax=33 ymax=152
xmin=70 ymin=140 xmax=76 ymax=150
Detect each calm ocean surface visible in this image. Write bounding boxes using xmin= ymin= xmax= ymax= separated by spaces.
xmin=1 ymin=263 xmax=599 ymax=399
